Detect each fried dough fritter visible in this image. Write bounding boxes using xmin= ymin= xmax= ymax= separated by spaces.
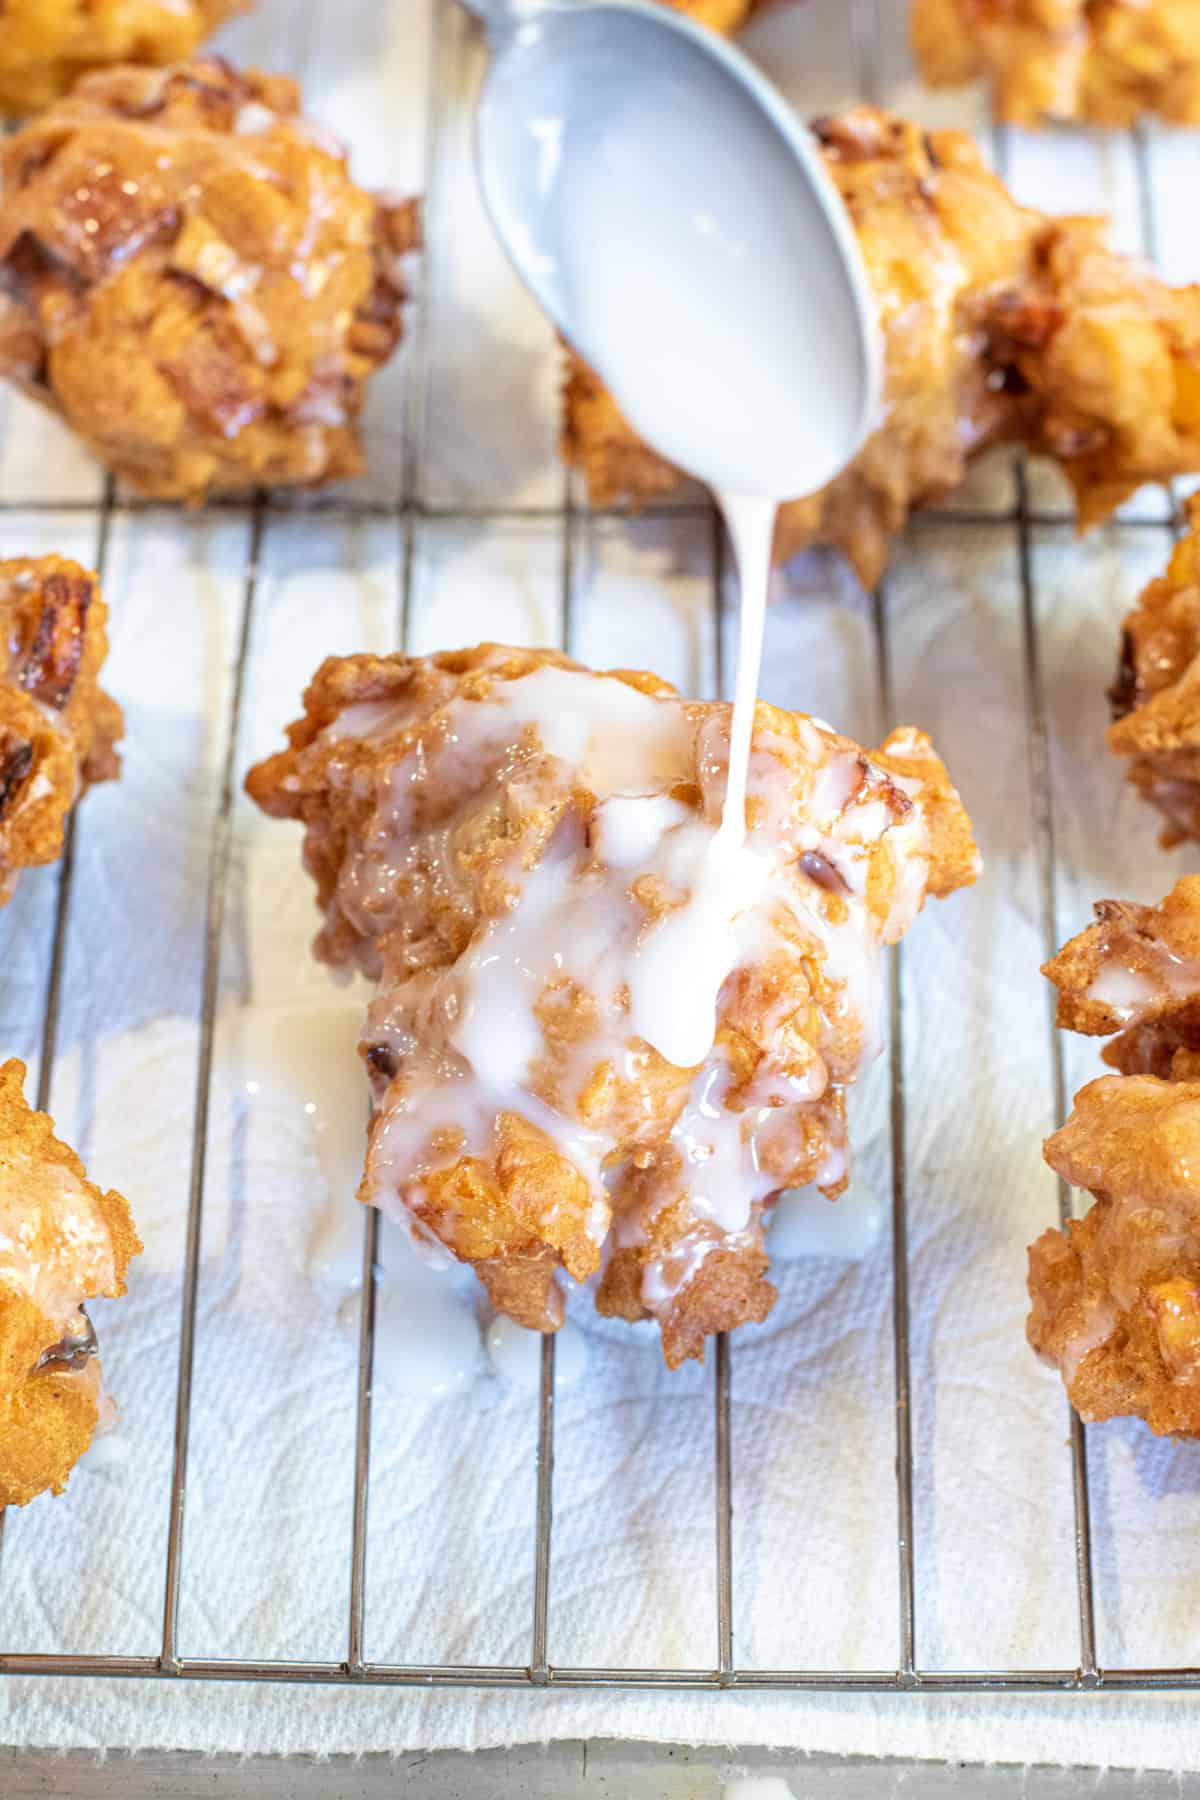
xmin=1044 ymin=875 xmax=1200 ymax=1062
xmin=248 ymin=643 xmax=978 ymax=1366
xmin=912 ymin=0 xmax=1200 ymax=126
xmin=0 ymin=58 xmax=419 ymax=503
xmin=1034 ymin=1075 xmax=1200 ymax=1435
xmin=0 ymin=0 xmax=247 ymax=117
xmin=0 ymin=1059 xmax=141 ymax=1507
xmin=0 ymin=555 xmax=122 ymax=906
xmin=564 ymin=106 xmax=1200 ymax=590
xmin=1108 ymin=496 xmax=1200 ymax=847
xmin=1032 ymin=877 xmax=1200 ymax=1432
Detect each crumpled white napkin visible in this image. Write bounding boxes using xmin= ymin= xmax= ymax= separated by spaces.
xmin=3 ymin=0 xmax=1200 ymax=1770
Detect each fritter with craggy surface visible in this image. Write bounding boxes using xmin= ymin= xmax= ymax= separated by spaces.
xmin=1032 ymin=876 xmax=1200 ymax=1433
xmin=564 ymin=107 xmax=1200 ymax=589
xmin=1109 ymin=496 xmax=1200 ymax=846
xmin=247 ymin=644 xmax=978 ymax=1366
xmin=0 ymin=1059 xmax=140 ymax=1507
xmin=0 ymin=556 xmax=121 ymax=906
xmin=0 ymin=0 xmax=247 ymax=117
xmin=0 ymin=58 xmax=419 ymax=502
xmin=912 ymin=0 xmax=1200 ymax=126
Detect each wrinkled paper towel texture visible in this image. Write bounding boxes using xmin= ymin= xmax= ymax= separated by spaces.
xmin=2 ymin=0 xmax=1200 ymax=1769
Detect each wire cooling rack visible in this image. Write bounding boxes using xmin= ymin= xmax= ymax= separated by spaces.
xmin=0 ymin=0 xmax=1197 ymax=1709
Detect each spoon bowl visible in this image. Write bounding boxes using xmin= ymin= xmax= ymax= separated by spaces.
xmin=475 ymin=0 xmax=880 ymax=501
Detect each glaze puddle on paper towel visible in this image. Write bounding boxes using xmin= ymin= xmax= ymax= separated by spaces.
xmin=768 ymin=1179 xmax=883 ymax=1262
xmin=232 ymin=1004 xmax=586 ymax=1396
xmin=229 ymin=1006 xmax=477 ymax=1398
xmin=487 ymin=1313 xmax=587 ymax=1390
xmin=332 ymin=1233 xmax=588 ymax=1398
xmin=238 ymin=1007 xmax=368 ymax=1227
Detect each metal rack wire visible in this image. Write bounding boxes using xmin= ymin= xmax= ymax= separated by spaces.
xmin=0 ymin=0 xmax=1194 ymax=1703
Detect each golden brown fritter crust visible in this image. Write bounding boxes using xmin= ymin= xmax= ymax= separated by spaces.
xmin=1108 ymin=496 xmax=1200 ymax=847
xmin=912 ymin=0 xmax=1200 ymax=126
xmin=0 ymin=555 xmax=122 ymax=906
xmin=595 ymin=1194 xmax=779 ymax=1367
xmin=0 ymin=1059 xmax=141 ymax=1507
xmin=0 ymin=0 xmax=247 ymax=117
xmin=563 ymin=107 xmax=1200 ymax=589
xmin=0 ymin=58 xmax=419 ymax=502
xmin=1036 ymin=1077 xmax=1200 ymax=1434
xmin=248 ymin=642 xmax=978 ymax=1365
xmin=1033 ymin=878 xmax=1200 ymax=1433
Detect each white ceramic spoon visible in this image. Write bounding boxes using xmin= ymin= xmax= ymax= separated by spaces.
xmin=471 ymin=0 xmax=880 ymax=500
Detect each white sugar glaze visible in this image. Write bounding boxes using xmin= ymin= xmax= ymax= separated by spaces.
xmin=486 ymin=1314 xmax=587 ymax=1391
xmin=625 ymin=819 xmax=769 ymax=1070
xmin=0 ymin=1151 xmax=115 ymax=1337
xmin=1086 ymin=965 xmax=1159 ymax=1019
xmin=496 ymin=663 xmax=693 ymax=794
xmin=768 ymin=1179 xmax=884 ymax=1262
xmin=339 ymin=1255 xmax=486 ymax=1401
xmin=1061 ymin=1300 xmax=1118 ymax=1390
xmin=1086 ymin=948 xmax=1200 ymax=1023
xmin=236 ymin=1007 xmax=369 ymax=1247
xmin=718 ymin=495 xmax=775 ymax=846
xmin=79 ymin=1397 xmax=129 ymax=1476
xmin=321 ymin=1206 xmax=487 ymax=1403
xmin=516 ymin=651 xmax=775 ymax=1074
xmin=617 ymin=491 xmax=775 ymax=1069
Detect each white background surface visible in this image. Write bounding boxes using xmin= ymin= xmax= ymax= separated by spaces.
xmin=2 ymin=0 xmax=1200 ymax=1768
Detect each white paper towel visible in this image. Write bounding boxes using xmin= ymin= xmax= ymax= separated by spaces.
xmin=3 ymin=0 xmax=1200 ymax=1771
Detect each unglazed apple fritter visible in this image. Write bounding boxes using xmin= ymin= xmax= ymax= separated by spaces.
xmin=0 ymin=58 xmax=419 ymax=502
xmin=0 ymin=1059 xmax=141 ymax=1508
xmin=248 ymin=643 xmax=978 ymax=1366
xmin=564 ymin=107 xmax=1200 ymax=589
xmin=1032 ymin=877 xmax=1200 ymax=1433
xmin=0 ymin=555 xmax=122 ymax=906
xmin=912 ymin=0 xmax=1200 ymax=126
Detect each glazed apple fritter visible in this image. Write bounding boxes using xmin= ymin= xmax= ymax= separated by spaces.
xmin=0 ymin=1059 xmax=141 ymax=1508
xmin=0 ymin=57 xmax=419 ymax=503
xmin=912 ymin=0 xmax=1200 ymax=126
xmin=564 ymin=106 xmax=1200 ymax=589
xmin=0 ymin=0 xmax=247 ymax=117
xmin=0 ymin=555 xmax=122 ymax=906
xmin=248 ymin=643 xmax=978 ymax=1366
xmin=1108 ymin=496 xmax=1200 ymax=847
xmin=1032 ymin=876 xmax=1200 ymax=1433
